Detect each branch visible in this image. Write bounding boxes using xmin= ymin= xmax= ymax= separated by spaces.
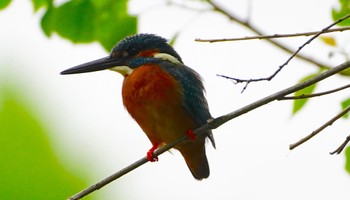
xmin=279 ymin=83 xmax=350 ymax=100
xmin=166 ymin=0 xmax=209 ymax=12
xmin=216 ymin=13 xmax=350 ymax=92
xmin=330 ymin=134 xmax=350 ymax=155
xmin=205 ymin=0 xmax=332 ymax=70
xmin=289 ymin=103 xmax=350 ymax=150
xmin=195 ymin=27 xmax=350 ymax=42
xmin=68 ymin=61 xmax=350 ymax=200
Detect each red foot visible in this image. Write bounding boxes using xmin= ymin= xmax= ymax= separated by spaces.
xmin=186 ymin=129 xmax=196 ymax=140
xmin=147 ymin=144 xmax=159 ymax=162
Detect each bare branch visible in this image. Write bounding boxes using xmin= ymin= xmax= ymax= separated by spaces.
xmin=216 ymin=13 xmax=350 ymax=91
xmin=166 ymin=0 xmax=209 ymax=12
xmin=68 ymin=61 xmax=350 ymax=200
xmin=330 ymin=134 xmax=350 ymax=155
xmin=205 ymin=0 xmax=331 ymax=70
xmin=289 ymin=103 xmax=350 ymax=150
xmin=196 ymin=27 xmax=350 ymax=42
xmin=279 ymin=83 xmax=350 ymax=100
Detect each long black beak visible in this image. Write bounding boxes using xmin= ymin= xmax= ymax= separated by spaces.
xmin=60 ymin=56 xmax=126 ymax=75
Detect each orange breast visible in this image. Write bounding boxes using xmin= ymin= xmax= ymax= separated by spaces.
xmin=122 ymin=64 xmax=195 ymax=146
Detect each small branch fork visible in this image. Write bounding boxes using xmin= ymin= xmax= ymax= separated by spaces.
xmin=330 ymin=134 xmax=350 ymax=155
xmin=289 ymin=104 xmax=350 ymax=151
xmin=279 ymin=83 xmax=350 ymax=100
xmin=280 ymin=83 xmax=350 ymax=154
xmin=205 ymin=0 xmax=345 ymax=70
xmin=68 ymin=61 xmax=350 ymax=200
xmin=214 ymin=14 xmax=350 ymax=92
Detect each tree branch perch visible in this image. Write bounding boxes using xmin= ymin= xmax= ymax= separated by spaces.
xmin=278 ymin=83 xmax=350 ymax=100
xmin=195 ymin=27 xmax=350 ymax=42
xmin=289 ymin=104 xmax=350 ymax=150
xmin=205 ymin=0 xmax=332 ymax=70
xmin=68 ymin=61 xmax=350 ymax=200
xmin=215 ymin=13 xmax=350 ymax=91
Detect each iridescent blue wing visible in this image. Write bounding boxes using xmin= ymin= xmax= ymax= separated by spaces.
xmin=162 ymin=62 xmax=215 ymax=148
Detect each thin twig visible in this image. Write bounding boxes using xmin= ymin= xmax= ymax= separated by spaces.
xmin=330 ymin=134 xmax=350 ymax=155
xmin=68 ymin=61 xmax=350 ymax=200
xmin=206 ymin=0 xmax=331 ymax=70
xmin=196 ymin=27 xmax=350 ymax=42
xmin=166 ymin=0 xmax=209 ymax=12
xmin=216 ymin=13 xmax=350 ymax=92
xmin=289 ymin=103 xmax=350 ymax=150
xmin=279 ymin=83 xmax=350 ymax=100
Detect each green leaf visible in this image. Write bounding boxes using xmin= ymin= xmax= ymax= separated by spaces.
xmin=41 ymin=0 xmax=96 ymax=43
xmin=332 ymin=0 xmax=350 ymax=26
xmin=94 ymin=2 xmax=137 ymax=51
xmin=31 ymin=0 xmax=52 ymax=12
xmin=169 ymin=32 xmax=180 ymax=46
xmin=292 ymin=73 xmax=319 ymax=114
xmin=40 ymin=6 xmax=55 ymax=36
xmin=339 ymin=67 xmax=350 ymax=77
xmin=40 ymin=0 xmax=137 ymax=51
xmin=0 ymin=0 xmax=11 ymax=10
xmin=345 ymin=146 xmax=350 ymax=174
xmin=340 ymin=97 xmax=350 ymax=119
xmin=0 ymin=84 xmax=91 ymax=200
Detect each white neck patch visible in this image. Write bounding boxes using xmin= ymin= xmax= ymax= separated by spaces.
xmin=153 ymin=53 xmax=181 ymax=64
xmin=108 ymin=53 xmax=180 ymax=76
xmin=109 ymin=66 xmax=134 ymax=76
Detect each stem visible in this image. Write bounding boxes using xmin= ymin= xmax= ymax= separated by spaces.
xmin=68 ymin=61 xmax=350 ymax=200
xmin=206 ymin=0 xmax=331 ymax=70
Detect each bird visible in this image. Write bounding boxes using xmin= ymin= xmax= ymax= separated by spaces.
xmin=61 ymin=33 xmax=215 ymax=180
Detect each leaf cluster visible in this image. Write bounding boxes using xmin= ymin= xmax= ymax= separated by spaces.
xmin=333 ymin=0 xmax=350 ymax=26
xmin=1 ymin=0 xmax=137 ymax=51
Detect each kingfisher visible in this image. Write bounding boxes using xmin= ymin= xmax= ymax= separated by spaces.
xmin=61 ymin=33 xmax=215 ymax=180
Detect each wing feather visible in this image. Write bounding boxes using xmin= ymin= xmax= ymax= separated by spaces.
xmin=161 ymin=61 xmax=215 ymax=148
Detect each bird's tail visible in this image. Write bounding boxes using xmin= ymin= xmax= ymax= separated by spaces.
xmin=178 ymin=142 xmax=210 ymax=180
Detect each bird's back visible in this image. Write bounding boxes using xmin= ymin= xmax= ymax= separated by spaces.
xmin=122 ymin=61 xmax=213 ymax=179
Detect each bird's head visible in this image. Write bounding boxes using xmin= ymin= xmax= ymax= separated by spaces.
xmin=61 ymin=34 xmax=183 ymax=76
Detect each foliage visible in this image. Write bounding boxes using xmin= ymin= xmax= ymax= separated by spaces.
xmin=346 ymin=147 xmax=350 ymax=173
xmin=2 ymin=0 xmax=137 ymax=51
xmin=1 ymin=0 xmax=350 ymax=185
xmin=41 ymin=0 xmax=137 ymax=51
xmin=0 ymin=84 xmax=92 ymax=200
xmin=32 ymin=0 xmax=52 ymax=11
xmin=341 ymin=97 xmax=350 ymax=118
xmin=292 ymin=72 xmax=320 ymax=114
xmin=319 ymin=36 xmax=337 ymax=47
xmin=332 ymin=0 xmax=350 ymax=26
xmin=0 ymin=0 xmax=11 ymax=10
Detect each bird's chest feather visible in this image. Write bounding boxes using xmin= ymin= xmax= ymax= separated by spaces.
xmin=122 ymin=64 xmax=182 ymax=108
xmin=121 ymin=64 xmax=193 ymax=143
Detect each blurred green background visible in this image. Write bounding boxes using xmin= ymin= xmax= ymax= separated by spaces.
xmin=1 ymin=0 xmax=350 ymax=200
xmin=0 ymin=83 xmax=92 ymax=200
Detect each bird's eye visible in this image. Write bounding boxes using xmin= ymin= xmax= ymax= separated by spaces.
xmin=111 ymin=51 xmax=120 ymax=58
xmin=122 ymin=51 xmax=129 ymax=57
xmin=111 ymin=51 xmax=129 ymax=58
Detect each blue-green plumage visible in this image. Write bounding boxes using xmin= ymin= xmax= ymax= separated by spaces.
xmin=160 ymin=61 xmax=216 ymax=148
xmin=61 ymin=33 xmax=215 ymax=180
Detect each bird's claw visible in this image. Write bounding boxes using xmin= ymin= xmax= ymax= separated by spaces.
xmin=147 ymin=144 xmax=159 ymax=162
xmin=186 ymin=129 xmax=196 ymax=140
